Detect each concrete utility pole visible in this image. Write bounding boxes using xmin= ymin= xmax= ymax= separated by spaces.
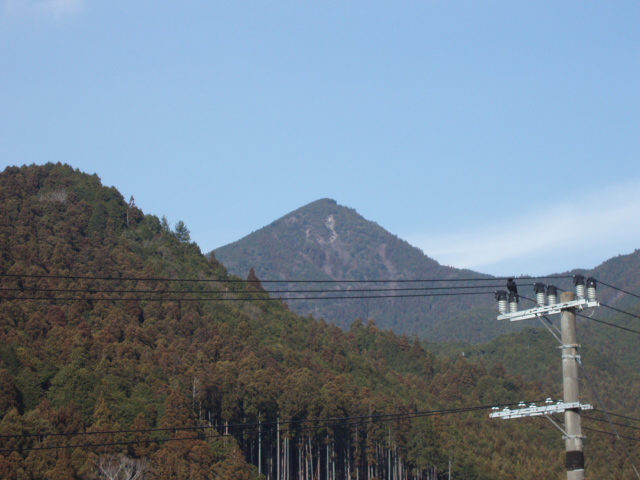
xmin=492 ymin=278 xmax=598 ymax=480
xmin=561 ymin=290 xmax=584 ymax=480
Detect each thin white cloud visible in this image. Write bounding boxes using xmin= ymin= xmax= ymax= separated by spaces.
xmin=2 ymin=0 xmax=83 ymax=18
xmin=37 ymin=0 xmax=83 ymax=16
xmin=407 ymin=180 xmax=640 ymax=276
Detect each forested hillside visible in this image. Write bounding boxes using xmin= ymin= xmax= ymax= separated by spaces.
xmin=0 ymin=164 xmax=638 ymax=479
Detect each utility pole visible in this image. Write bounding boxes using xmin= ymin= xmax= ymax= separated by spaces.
xmin=491 ymin=277 xmax=597 ymax=480
xmin=561 ymin=290 xmax=584 ymax=479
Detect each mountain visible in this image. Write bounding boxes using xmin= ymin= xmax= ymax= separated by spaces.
xmin=213 ymin=199 xmax=509 ymax=342
xmin=214 ymin=199 xmax=640 ymax=344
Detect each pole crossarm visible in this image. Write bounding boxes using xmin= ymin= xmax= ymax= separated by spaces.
xmin=490 ymin=401 xmax=593 ymax=420
xmin=497 ymin=299 xmax=599 ymax=322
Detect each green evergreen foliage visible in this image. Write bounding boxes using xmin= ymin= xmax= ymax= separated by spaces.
xmin=173 ymin=221 xmax=191 ymax=244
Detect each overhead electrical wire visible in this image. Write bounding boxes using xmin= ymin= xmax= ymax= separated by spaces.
xmin=576 ymin=357 xmax=620 ymax=438
xmin=531 ymin=279 xmax=640 ymax=335
xmin=539 ymin=415 xmax=640 ymax=443
xmin=581 ymin=425 xmax=640 ymax=443
xmin=575 ymin=312 xmax=640 ymax=336
xmin=599 ymin=302 xmax=640 ymax=320
xmin=0 ymin=290 xmax=498 ymax=302
xmin=0 ymin=401 xmax=529 ymax=440
xmin=0 ymin=284 xmax=508 ymax=295
xmin=594 ymin=410 xmax=640 ymax=424
xmin=0 ymin=277 xmax=503 ymax=303
xmin=0 ymin=273 xmax=573 ymax=284
xmin=513 ymin=290 xmax=640 ymax=336
xmin=596 ymin=280 xmax=640 ymax=301
xmin=582 ymin=415 xmax=640 ymax=432
xmin=2 ymin=275 xmax=639 ymax=330
xmin=0 ymin=400 xmax=535 ymax=453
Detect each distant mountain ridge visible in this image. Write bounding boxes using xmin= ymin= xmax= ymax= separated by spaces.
xmin=214 ymin=198 xmax=640 ymax=342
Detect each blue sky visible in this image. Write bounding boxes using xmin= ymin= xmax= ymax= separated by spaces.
xmin=1 ymin=1 xmax=638 ymax=276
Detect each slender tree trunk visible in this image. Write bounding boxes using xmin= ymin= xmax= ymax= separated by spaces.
xmin=309 ymin=437 xmax=312 ymax=480
xmin=326 ymin=439 xmax=329 ymax=480
xmin=347 ymin=437 xmax=351 ymax=480
xmin=332 ymin=441 xmax=336 ymax=480
xmin=259 ymin=421 xmax=262 ymax=475
xmin=332 ymin=440 xmax=335 ymax=480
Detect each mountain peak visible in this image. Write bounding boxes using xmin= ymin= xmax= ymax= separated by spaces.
xmin=309 ymin=197 xmax=337 ymax=205
xmin=213 ymin=200 xmax=498 ymax=339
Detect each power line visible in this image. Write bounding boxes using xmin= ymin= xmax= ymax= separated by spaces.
xmin=0 ymin=401 xmax=527 ymax=440
xmin=575 ymin=312 xmax=640 ymax=336
xmin=596 ymin=280 xmax=640 ymax=301
xmin=582 ymin=415 xmax=640 ymax=432
xmin=0 ymin=273 xmax=573 ymax=284
xmin=509 ymin=280 xmax=640 ymax=334
xmin=577 ymin=358 xmax=619 ymax=438
xmin=581 ymin=425 xmax=640 ymax=443
xmin=0 ymin=401 xmax=533 ymax=453
xmin=599 ymin=302 xmax=640 ymax=320
xmin=594 ymin=410 xmax=640 ymax=424
xmin=0 ymin=284 xmax=508 ymax=295
xmin=0 ymin=291 xmax=497 ymax=302
xmin=536 ymin=412 xmax=640 ymax=438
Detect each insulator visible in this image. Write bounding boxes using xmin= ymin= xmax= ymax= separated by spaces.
xmin=574 ymin=275 xmax=585 ymax=299
xmin=586 ymin=277 xmax=597 ymax=301
xmin=495 ymin=290 xmax=508 ymax=314
xmin=508 ymin=291 xmax=519 ymax=313
xmin=546 ymin=285 xmax=557 ymax=306
xmin=534 ymin=283 xmax=546 ymax=306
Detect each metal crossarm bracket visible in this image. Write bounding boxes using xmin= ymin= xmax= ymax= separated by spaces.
xmin=490 ymin=401 xmax=593 ymax=420
xmin=497 ymin=299 xmax=599 ymax=322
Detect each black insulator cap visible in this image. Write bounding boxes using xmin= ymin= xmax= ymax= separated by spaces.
xmin=534 ymin=282 xmax=546 ymax=294
xmin=546 ymin=285 xmax=558 ymax=296
xmin=495 ymin=290 xmax=507 ymax=301
xmin=586 ymin=277 xmax=597 ymax=288
xmin=508 ymin=291 xmax=519 ymax=303
xmin=574 ymin=274 xmax=585 ymax=286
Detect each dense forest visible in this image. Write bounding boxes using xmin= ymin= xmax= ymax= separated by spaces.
xmin=0 ymin=163 xmax=638 ymax=479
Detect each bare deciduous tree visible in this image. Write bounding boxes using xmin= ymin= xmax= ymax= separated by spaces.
xmin=91 ymin=454 xmax=150 ymax=480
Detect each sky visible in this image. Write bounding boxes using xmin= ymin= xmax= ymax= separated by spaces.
xmin=1 ymin=1 xmax=638 ymax=277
